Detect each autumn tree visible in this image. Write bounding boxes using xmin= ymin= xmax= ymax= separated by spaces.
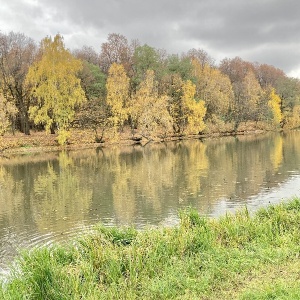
xmin=72 ymin=50 xmax=108 ymax=142
xmin=158 ymin=55 xmax=194 ymax=105
xmin=186 ymin=48 xmax=215 ymax=69
xmin=238 ymin=70 xmax=264 ymax=122
xmin=0 ymin=32 xmax=36 ymax=134
xmin=181 ymin=80 xmax=206 ymax=134
xmin=253 ymin=63 xmax=285 ymax=89
xmin=168 ymin=75 xmax=206 ymax=134
xmin=73 ymin=58 xmax=107 ymax=142
xmin=219 ymin=57 xmax=255 ymax=84
xmin=192 ymin=60 xmax=234 ymax=121
xmin=164 ymin=74 xmax=185 ymax=133
xmin=26 ymin=34 xmax=86 ymax=144
xmin=73 ymin=45 xmax=99 ymax=65
xmin=276 ymin=77 xmax=300 ymax=115
xmin=100 ymin=33 xmax=137 ymax=74
xmin=284 ymin=105 xmax=300 ymax=129
xmin=0 ymin=92 xmax=17 ymax=135
xmin=74 ymin=99 xmax=108 ymax=142
xmin=128 ymin=69 xmax=172 ymax=139
xmin=274 ymin=76 xmax=300 ymax=128
xmin=266 ymin=88 xmax=282 ymax=126
xmin=219 ymin=57 xmax=256 ymax=121
xmin=219 ymin=57 xmax=294 ymax=130
xmin=106 ymin=63 xmax=129 ymax=135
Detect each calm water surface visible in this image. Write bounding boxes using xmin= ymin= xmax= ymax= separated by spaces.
xmin=1 ymin=131 xmax=300 ymax=272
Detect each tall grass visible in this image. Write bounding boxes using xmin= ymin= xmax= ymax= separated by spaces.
xmin=1 ymin=198 xmax=300 ymax=299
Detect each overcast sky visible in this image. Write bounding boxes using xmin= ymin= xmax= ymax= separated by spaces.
xmin=1 ymin=0 xmax=300 ymax=77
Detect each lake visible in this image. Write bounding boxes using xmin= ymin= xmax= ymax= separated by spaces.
xmin=1 ymin=130 xmax=300 ymax=273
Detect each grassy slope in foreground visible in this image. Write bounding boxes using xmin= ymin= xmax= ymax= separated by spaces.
xmin=1 ymin=199 xmax=300 ymax=300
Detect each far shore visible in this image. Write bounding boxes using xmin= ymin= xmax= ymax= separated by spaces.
xmin=0 ymin=122 xmax=280 ymax=155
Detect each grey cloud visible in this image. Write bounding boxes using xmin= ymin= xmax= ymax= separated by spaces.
xmin=1 ymin=0 xmax=300 ymax=76
xmin=180 ymin=0 xmax=300 ymax=49
xmin=245 ymin=44 xmax=300 ymax=75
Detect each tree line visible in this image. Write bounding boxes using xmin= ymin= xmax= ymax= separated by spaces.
xmin=0 ymin=31 xmax=300 ymax=144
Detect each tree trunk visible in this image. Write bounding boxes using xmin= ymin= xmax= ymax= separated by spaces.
xmin=16 ymin=95 xmax=30 ymax=135
xmin=234 ymin=120 xmax=240 ymax=133
xmin=10 ymin=117 xmax=16 ymax=136
xmin=19 ymin=111 xmax=30 ymax=135
xmin=50 ymin=123 xmax=56 ymax=134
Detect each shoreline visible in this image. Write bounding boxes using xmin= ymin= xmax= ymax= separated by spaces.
xmin=0 ymin=126 xmax=272 ymax=156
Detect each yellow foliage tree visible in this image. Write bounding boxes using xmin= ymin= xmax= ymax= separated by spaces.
xmin=284 ymin=105 xmax=300 ymax=129
xmin=106 ymin=63 xmax=129 ymax=135
xmin=26 ymin=34 xmax=86 ymax=144
xmin=129 ymin=69 xmax=172 ymax=138
xmin=267 ymin=88 xmax=282 ymax=125
xmin=240 ymin=71 xmax=264 ymax=121
xmin=0 ymin=92 xmax=18 ymax=135
xmin=181 ymin=80 xmax=206 ymax=134
xmin=192 ymin=60 xmax=234 ymax=120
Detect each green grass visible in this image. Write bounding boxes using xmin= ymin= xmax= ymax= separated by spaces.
xmin=1 ymin=199 xmax=300 ymax=299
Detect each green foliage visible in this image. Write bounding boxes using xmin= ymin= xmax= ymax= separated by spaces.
xmin=241 ymin=283 xmax=300 ymax=300
xmin=276 ymin=77 xmax=300 ymax=113
xmin=167 ymin=55 xmax=193 ymax=81
xmin=132 ymin=44 xmax=161 ymax=87
xmin=79 ymin=61 xmax=106 ymax=100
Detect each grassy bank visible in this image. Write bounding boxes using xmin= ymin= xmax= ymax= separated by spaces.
xmin=1 ymin=199 xmax=300 ymax=299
